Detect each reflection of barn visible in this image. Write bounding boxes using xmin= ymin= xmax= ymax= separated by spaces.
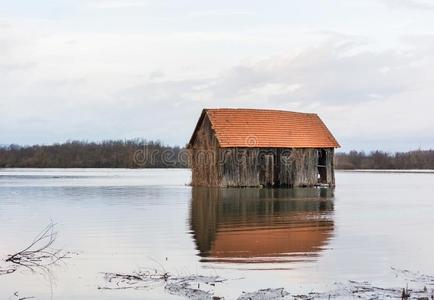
xmin=188 ymin=109 xmax=340 ymax=187
xmin=190 ymin=188 xmax=334 ymax=264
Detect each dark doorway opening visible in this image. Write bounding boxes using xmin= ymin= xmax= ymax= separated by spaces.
xmin=260 ymin=150 xmax=280 ymax=187
xmin=264 ymin=154 xmax=274 ymax=187
xmin=317 ymin=149 xmax=327 ymax=184
xmin=273 ymin=149 xmax=281 ymax=187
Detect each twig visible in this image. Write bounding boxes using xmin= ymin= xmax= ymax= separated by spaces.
xmin=3 ymin=222 xmax=70 ymax=275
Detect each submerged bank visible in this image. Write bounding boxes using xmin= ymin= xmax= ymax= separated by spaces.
xmin=98 ymin=267 xmax=434 ymax=299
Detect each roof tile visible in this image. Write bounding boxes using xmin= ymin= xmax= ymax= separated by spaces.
xmin=203 ymin=108 xmax=340 ymax=148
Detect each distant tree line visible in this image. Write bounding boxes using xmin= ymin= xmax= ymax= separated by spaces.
xmin=335 ymin=150 xmax=434 ymax=169
xmin=0 ymin=140 xmax=187 ymax=168
xmin=0 ymin=141 xmax=433 ymax=169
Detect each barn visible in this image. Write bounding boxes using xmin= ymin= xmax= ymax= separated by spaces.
xmin=187 ymin=108 xmax=340 ymax=187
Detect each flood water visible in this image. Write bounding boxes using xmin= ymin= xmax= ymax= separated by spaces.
xmin=0 ymin=168 xmax=433 ymax=299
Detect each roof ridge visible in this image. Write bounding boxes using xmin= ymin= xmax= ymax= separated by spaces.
xmin=205 ymin=108 xmax=317 ymax=115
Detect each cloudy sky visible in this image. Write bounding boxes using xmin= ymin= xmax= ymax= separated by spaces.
xmin=1 ymin=0 xmax=434 ymax=151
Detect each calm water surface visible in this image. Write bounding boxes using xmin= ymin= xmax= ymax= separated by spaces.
xmin=0 ymin=169 xmax=433 ymax=299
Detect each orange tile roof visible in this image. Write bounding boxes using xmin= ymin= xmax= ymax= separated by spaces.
xmin=191 ymin=108 xmax=340 ymax=148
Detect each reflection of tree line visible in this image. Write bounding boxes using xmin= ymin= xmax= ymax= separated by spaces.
xmin=190 ymin=188 xmax=334 ymax=263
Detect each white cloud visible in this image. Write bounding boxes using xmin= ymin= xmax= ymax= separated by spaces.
xmin=1 ymin=1 xmax=434 ymax=151
xmin=86 ymin=0 xmax=149 ymax=9
xmin=74 ymin=36 xmax=432 ymax=151
xmin=383 ymin=0 xmax=434 ymax=10
xmin=186 ymin=10 xmax=255 ymax=18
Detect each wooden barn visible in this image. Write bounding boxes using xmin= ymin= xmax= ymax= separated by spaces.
xmin=187 ymin=108 xmax=340 ymax=187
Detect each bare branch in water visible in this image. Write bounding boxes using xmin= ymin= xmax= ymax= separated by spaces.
xmin=0 ymin=268 xmax=16 ymax=276
xmin=11 ymin=291 xmax=35 ymax=300
xmin=2 ymin=222 xmax=70 ymax=275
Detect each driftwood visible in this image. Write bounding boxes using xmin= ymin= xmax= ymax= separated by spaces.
xmin=99 ymin=269 xmax=227 ymax=299
xmin=237 ymin=288 xmax=290 ymax=300
xmin=242 ymin=279 xmax=434 ymax=300
xmin=100 ymin=267 xmax=434 ymax=300
xmin=10 ymin=291 xmax=35 ymax=300
xmin=99 ymin=270 xmax=170 ymax=290
xmin=288 ymin=269 xmax=434 ymax=299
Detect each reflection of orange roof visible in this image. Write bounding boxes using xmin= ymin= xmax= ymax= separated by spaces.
xmin=204 ymin=108 xmax=340 ymax=148
xmin=208 ymin=223 xmax=333 ymax=263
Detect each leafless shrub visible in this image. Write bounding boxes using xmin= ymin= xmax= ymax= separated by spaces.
xmin=2 ymin=222 xmax=69 ymax=275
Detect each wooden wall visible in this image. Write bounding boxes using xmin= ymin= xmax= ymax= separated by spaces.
xmin=189 ymin=114 xmax=220 ymax=186
xmin=216 ymin=148 xmax=335 ymax=187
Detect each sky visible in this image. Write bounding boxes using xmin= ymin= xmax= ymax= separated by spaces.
xmin=1 ymin=0 xmax=434 ymax=152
